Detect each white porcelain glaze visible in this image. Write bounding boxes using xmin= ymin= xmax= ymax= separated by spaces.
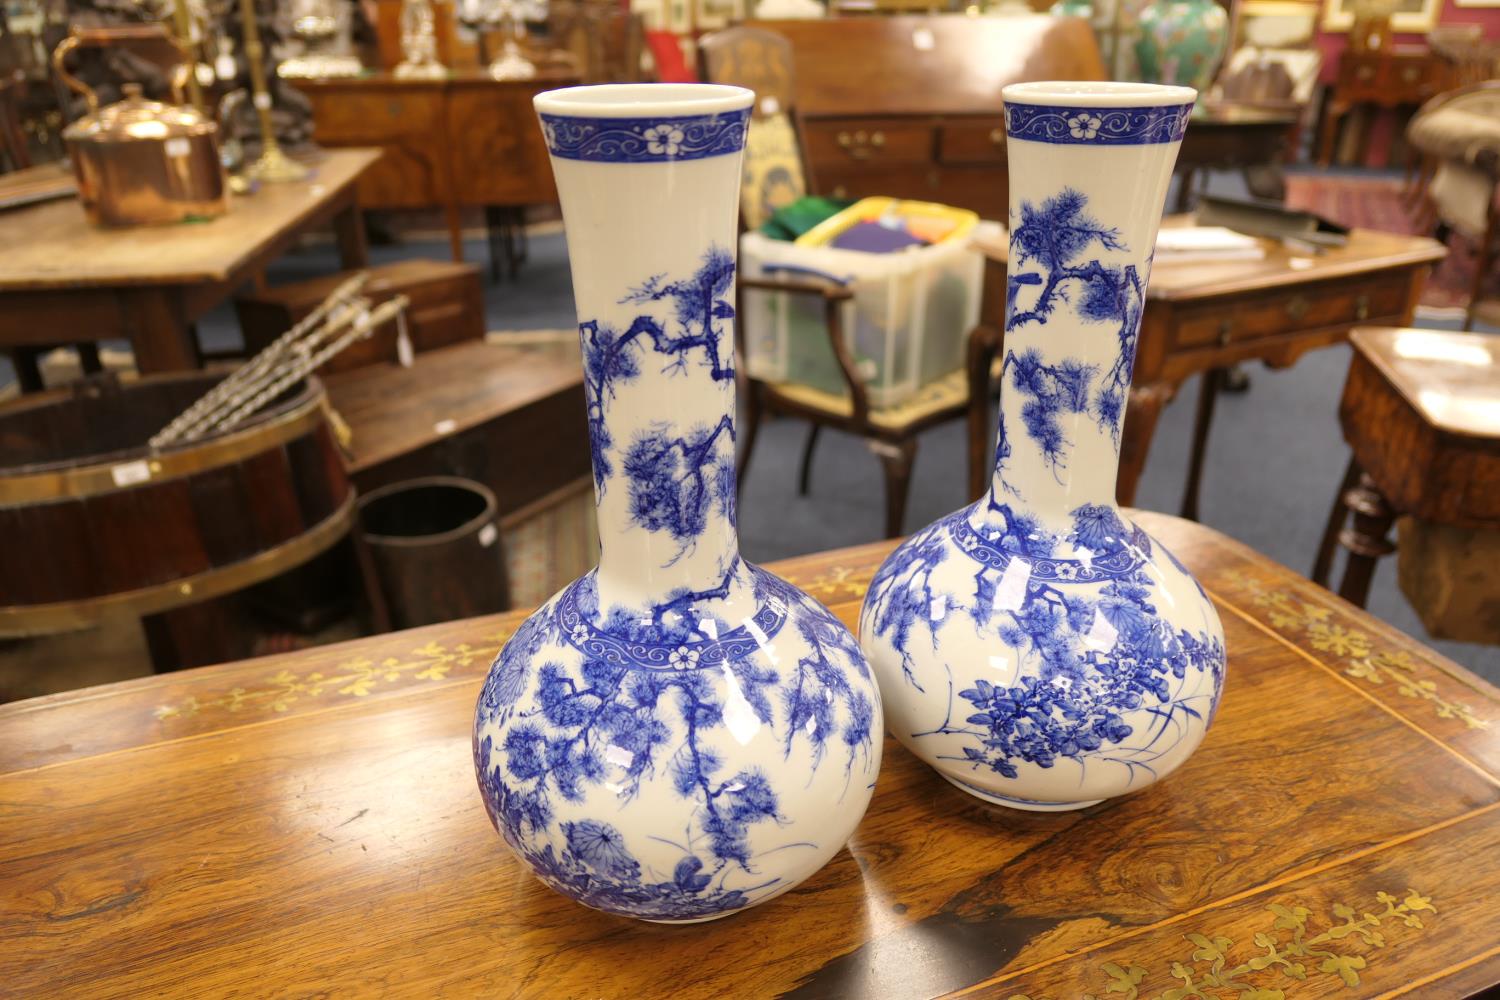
xmin=859 ymin=82 xmax=1224 ymax=811
xmin=473 ymin=84 xmax=882 ymax=921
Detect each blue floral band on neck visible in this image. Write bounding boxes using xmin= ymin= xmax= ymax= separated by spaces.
xmin=540 ymin=108 xmax=751 ymax=163
xmin=1004 ymin=102 xmax=1194 ymax=146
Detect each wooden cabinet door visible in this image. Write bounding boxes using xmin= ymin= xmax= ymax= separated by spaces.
xmin=303 ymin=82 xmax=450 ymax=210
xmin=445 ymin=81 xmax=560 ymax=207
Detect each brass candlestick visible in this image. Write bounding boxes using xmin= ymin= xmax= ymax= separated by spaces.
xmin=170 ymin=0 xmax=206 ymax=110
xmin=239 ymin=0 xmax=309 ymax=183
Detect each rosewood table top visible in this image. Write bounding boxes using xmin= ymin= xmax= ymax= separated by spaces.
xmin=2 ymin=512 xmax=1498 ymax=998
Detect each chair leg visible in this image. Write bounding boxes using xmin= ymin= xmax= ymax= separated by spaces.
xmin=736 ymin=381 xmax=765 ymax=495
xmin=797 ymin=424 xmax=821 ymax=496
xmin=875 ymin=438 xmax=917 ymax=540
xmin=1336 ymin=472 xmax=1397 ymax=609
xmin=1311 ymin=454 xmax=1360 ymax=587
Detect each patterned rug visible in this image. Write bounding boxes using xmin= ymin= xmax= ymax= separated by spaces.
xmin=1282 ymin=173 xmax=1488 ymax=313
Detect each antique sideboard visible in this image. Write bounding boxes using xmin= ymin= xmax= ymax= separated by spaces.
xmin=742 ymin=15 xmax=1107 ymax=220
xmin=296 ymin=70 xmax=577 ymax=265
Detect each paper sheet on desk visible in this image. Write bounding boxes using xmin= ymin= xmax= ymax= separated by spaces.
xmin=1154 ymin=226 xmax=1266 ymax=263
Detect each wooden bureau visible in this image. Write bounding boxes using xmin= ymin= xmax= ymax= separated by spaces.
xmin=744 ymin=15 xmax=1106 ymax=220
xmin=296 ymin=70 xmax=578 ymax=262
xmin=1318 ymin=48 xmax=1454 ymax=167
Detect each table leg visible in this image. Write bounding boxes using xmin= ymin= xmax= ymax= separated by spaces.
xmin=965 ymin=324 xmax=1000 ymax=503
xmin=1318 ymin=104 xmax=1346 ymax=168
xmin=1179 ymin=368 xmax=1223 ymax=522
xmin=122 ymin=289 xmax=199 ymax=374
xmin=1174 ymin=167 xmax=1198 ymax=214
xmin=1117 ymin=381 xmax=1176 ymax=508
xmin=1335 ymin=472 xmax=1397 ymax=609
xmin=1311 ymin=454 xmax=1360 ymax=587
xmin=332 ymin=196 xmax=370 ymax=270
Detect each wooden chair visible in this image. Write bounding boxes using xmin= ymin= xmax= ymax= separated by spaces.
xmin=1404 ymin=81 xmax=1500 ymax=331
xmin=701 ymin=25 xmax=997 ymax=538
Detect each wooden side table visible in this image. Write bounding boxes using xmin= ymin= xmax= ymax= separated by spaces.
xmin=3 ymin=513 xmax=1498 ymax=995
xmin=1318 ymin=48 xmax=1452 ymax=168
xmin=1313 ymin=327 xmax=1500 ymax=615
xmin=965 ymin=224 xmax=1448 ymax=516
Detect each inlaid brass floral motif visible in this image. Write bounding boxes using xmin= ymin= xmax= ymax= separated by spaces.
xmin=1227 ymin=573 xmax=1488 ymax=730
xmin=789 ymin=564 xmax=877 ymax=603
xmin=154 ymin=636 xmax=508 ymax=720
xmin=1009 ymin=889 xmax=1436 ymax=1000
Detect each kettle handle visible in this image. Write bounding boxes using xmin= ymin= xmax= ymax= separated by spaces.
xmin=52 ymin=24 xmax=191 ymax=114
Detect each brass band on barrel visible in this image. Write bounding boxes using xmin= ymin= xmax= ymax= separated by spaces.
xmin=0 ymin=492 xmax=356 ymax=635
xmin=0 ymin=385 xmax=327 ymax=507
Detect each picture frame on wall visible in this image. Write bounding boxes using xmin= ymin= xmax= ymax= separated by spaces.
xmin=1321 ymin=0 xmax=1442 ymax=32
xmin=1453 ymin=0 xmax=1500 ymax=9
xmin=694 ymin=0 xmax=741 ymax=30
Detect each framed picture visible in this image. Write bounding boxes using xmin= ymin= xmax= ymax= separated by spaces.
xmin=667 ymin=0 xmax=692 ymax=32
xmin=1321 ymin=0 xmax=1441 ymax=32
xmin=1236 ymin=0 xmax=1319 ymax=45
xmin=1454 ymin=0 xmax=1500 ymax=8
xmin=693 ymin=0 xmax=740 ymax=30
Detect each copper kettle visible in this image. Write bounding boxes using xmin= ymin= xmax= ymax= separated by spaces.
xmin=54 ymin=25 xmax=229 ymax=228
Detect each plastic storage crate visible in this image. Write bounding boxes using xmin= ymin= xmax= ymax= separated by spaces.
xmin=739 ymin=223 xmax=990 ymax=409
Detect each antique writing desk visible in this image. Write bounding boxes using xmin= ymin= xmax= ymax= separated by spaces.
xmin=973 ymin=225 xmax=1448 ymax=517
xmin=3 ymin=512 xmax=1497 ymax=996
xmin=298 ymin=71 xmax=576 ymax=266
xmin=0 ymin=148 xmax=378 ymax=391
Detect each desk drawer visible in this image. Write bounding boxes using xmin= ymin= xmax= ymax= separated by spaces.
xmin=938 ymin=122 xmax=1007 ymax=165
xmin=1172 ymin=277 xmax=1409 ymax=349
xmin=309 ymin=90 xmax=444 ymax=142
xmin=802 ymin=121 xmax=933 ymax=166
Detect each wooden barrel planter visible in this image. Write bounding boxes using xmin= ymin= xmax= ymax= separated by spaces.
xmin=357 ymin=476 xmax=510 ymax=630
xmin=0 ymin=372 xmax=354 ymax=636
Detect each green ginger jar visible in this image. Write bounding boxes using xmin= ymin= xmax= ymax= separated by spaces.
xmin=1135 ymin=0 xmax=1227 ymax=92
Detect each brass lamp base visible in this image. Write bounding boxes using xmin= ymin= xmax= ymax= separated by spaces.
xmin=247 ymin=145 xmax=310 ymax=183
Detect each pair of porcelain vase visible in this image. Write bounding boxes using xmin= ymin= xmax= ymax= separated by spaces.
xmin=471 ymin=81 xmax=1226 ymax=923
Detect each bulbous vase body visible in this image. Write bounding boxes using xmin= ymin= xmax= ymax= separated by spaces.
xmin=473 ymin=84 xmax=882 ymax=921
xmin=1135 ymin=0 xmax=1229 ymax=92
xmin=859 ymin=82 xmax=1225 ymax=811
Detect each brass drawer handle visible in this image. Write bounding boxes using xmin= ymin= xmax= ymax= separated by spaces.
xmin=989 ymin=127 xmax=1004 ymax=145
xmin=1402 ymin=67 xmax=1420 ymax=83
xmin=1355 ymin=293 xmax=1370 ymax=321
xmin=836 ymin=131 xmax=852 ymax=148
xmin=1357 ymin=66 xmax=1375 ymax=81
xmin=1216 ymin=319 xmax=1233 ymax=346
xmin=1285 ymin=295 xmax=1310 ymax=321
xmin=870 ymin=131 xmax=885 ymax=148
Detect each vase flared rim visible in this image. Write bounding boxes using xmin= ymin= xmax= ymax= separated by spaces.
xmin=535 ymin=83 xmax=754 ymax=119
xmin=1002 ymin=81 xmax=1197 ymax=107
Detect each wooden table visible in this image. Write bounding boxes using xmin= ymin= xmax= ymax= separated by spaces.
xmin=0 ymin=148 xmax=378 ymax=391
xmin=1127 ymin=223 xmax=1445 ymax=518
xmin=1312 ymin=327 xmax=1500 ymax=623
xmin=297 ymin=71 xmax=576 ymax=270
xmin=970 ymin=224 xmax=1447 ymax=515
xmin=4 ymin=512 xmax=1499 ymax=997
xmin=1318 ymin=48 xmax=1453 ymax=169
xmin=1173 ymin=102 xmax=1300 ymax=211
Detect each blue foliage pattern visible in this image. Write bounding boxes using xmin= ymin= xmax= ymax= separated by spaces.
xmin=579 ymin=246 xmax=740 ymax=553
xmin=1000 ymin=187 xmax=1149 ymax=476
xmin=541 ymin=108 xmax=750 ymax=163
xmin=1003 ymin=101 xmax=1194 ymax=146
xmin=863 ymin=502 xmax=1224 ymax=785
xmin=474 ymin=561 xmax=876 ymax=920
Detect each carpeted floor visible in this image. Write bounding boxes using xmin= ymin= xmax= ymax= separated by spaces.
xmin=4 ymin=172 xmax=1498 ymax=689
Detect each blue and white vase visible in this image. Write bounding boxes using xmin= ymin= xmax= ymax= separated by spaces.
xmin=473 ymin=84 xmax=882 ymax=922
xmin=859 ymin=82 xmax=1225 ymax=812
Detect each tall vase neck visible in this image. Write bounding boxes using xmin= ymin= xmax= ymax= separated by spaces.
xmin=537 ymin=86 xmax=753 ymax=615
xmin=981 ymin=85 xmax=1192 ymax=542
